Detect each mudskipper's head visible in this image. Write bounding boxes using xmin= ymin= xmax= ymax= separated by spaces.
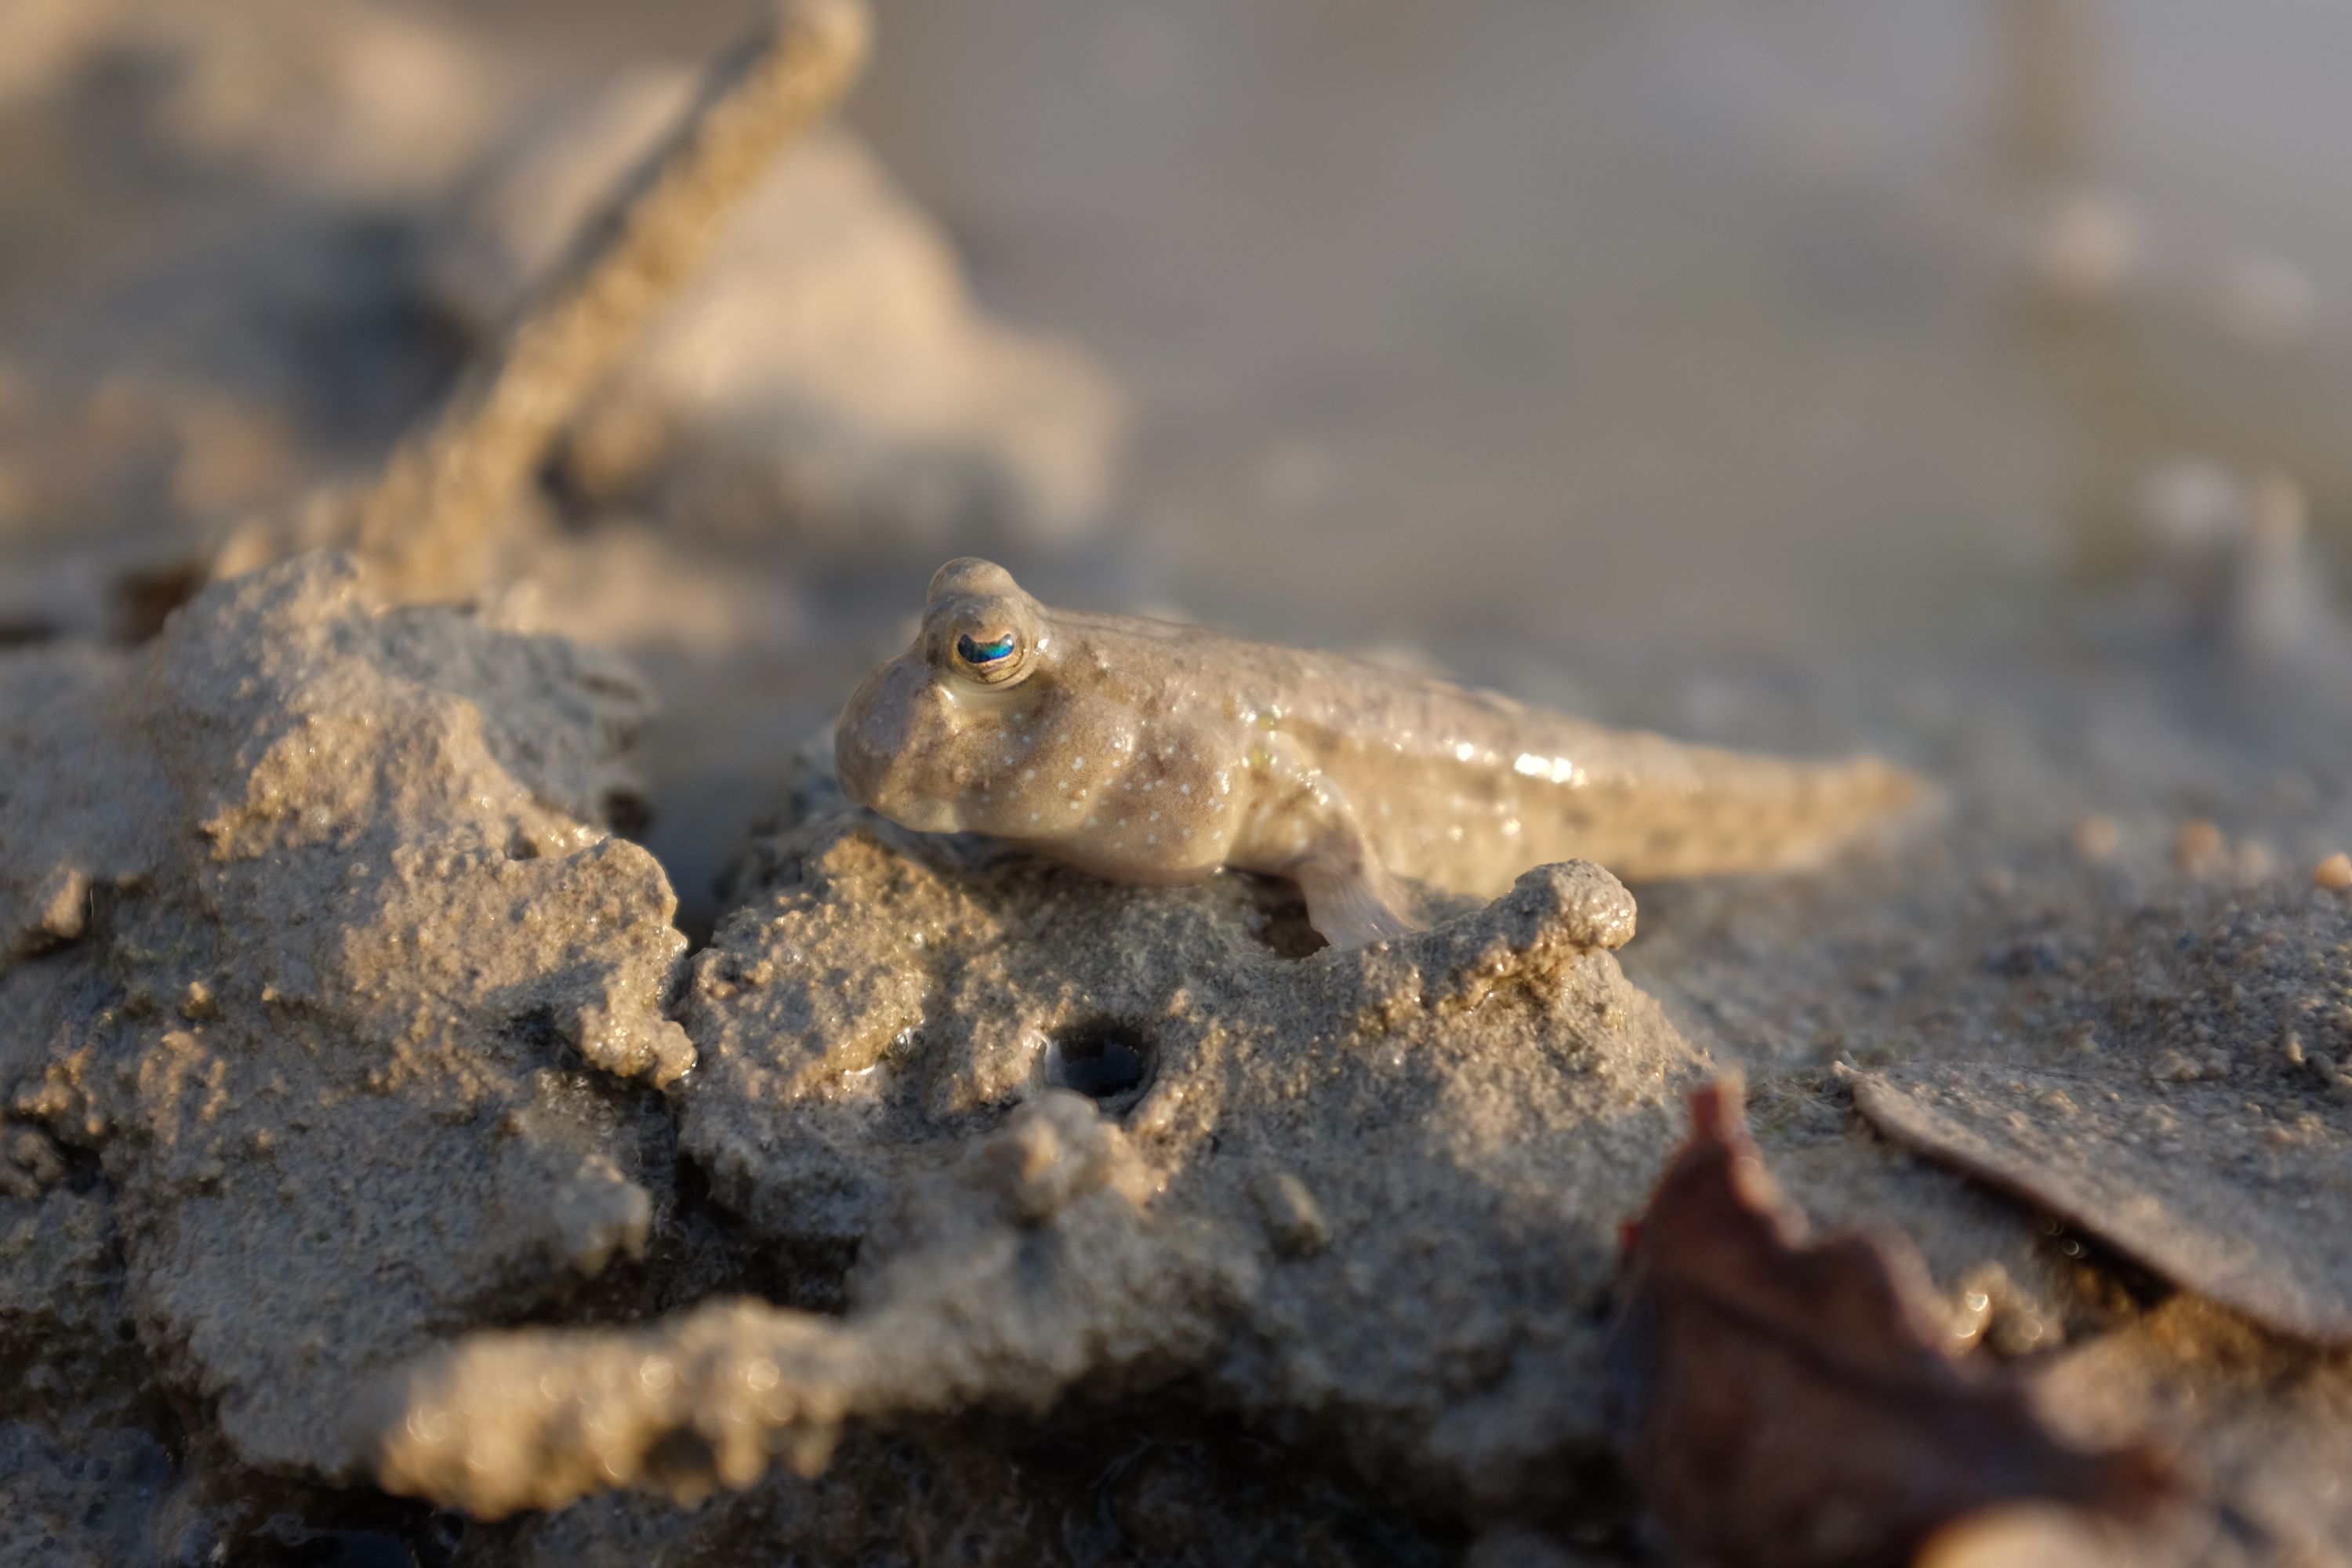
xmin=835 ymin=558 xmax=1058 ymax=834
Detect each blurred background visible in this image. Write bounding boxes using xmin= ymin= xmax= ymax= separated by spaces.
xmin=416 ymin=0 xmax=2352 ymax=648
xmin=4 ymin=0 xmax=2348 ymax=923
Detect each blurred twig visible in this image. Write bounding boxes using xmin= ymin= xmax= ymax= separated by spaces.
xmin=231 ymin=0 xmax=871 ymax=602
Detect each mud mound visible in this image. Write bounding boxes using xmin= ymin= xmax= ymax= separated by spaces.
xmin=1 ymin=553 xmax=691 ymax=1475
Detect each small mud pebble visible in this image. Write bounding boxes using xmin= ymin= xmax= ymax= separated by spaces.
xmin=2314 ymin=852 xmax=2352 ymax=891
xmin=2171 ymin=819 xmax=2224 ymax=875
xmin=2070 ymin=815 xmax=2121 ymax=863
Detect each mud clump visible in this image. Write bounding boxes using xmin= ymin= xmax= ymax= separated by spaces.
xmin=1854 ymin=879 xmax=2352 ymax=1346
xmin=364 ymin=768 xmax=1710 ymax=1519
xmin=0 ymin=1129 xmax=138 ymax=1434
xmin=0 ymin=551 xmax=693 ymax=1477
xmin=428 ymin=78 xmax=1126 ymax=554
xmin=0 ymin=1424 xmax=173 ymax=1568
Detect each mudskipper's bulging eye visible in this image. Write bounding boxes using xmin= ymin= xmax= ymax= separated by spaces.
xmin=957 ymin=630 xmax=1014 ymax=665
xmin=953 ymin=626 xmax=1027 ymax=684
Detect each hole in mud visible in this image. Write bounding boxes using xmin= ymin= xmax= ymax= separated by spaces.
xmin=1239 ymin=873 xmax=1327 ymax=960
xmin=1252 ymin=899 xmax=1329 ymax=960
xmin=601 ymin=787 xmax=653 ymax=840
xmin=1043 ymin=1019 xmax=1157 ymax=1112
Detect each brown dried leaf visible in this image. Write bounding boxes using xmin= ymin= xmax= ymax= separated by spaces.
xmin=1606 ymin=1080 xmax=2172 ymax=1568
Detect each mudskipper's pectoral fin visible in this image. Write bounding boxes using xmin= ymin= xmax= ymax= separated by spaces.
xmin=1295 ymin=856 xmax=1425 ymax=950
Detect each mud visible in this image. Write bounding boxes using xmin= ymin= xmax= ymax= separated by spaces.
xmin=0 ymin=1425 xmax=173 ymax=1568
xmin=2035 ymin=1300 xmax=2352 ymax=1566
xmin=1860 ymin=1052 xmax=2352 ymax=1345
xmin=9 ymin=0 xmax=2352 ymax=1564
xmin=426 ymin=75 xmax=1124 ymax=557
xmin=372 ymin=796 xmax=1697 ymax=1517
xmin=2 ymin=554 xmax=691 ymax=1479
xmin=458 ymin=1414 xmax=1465 ymax=1568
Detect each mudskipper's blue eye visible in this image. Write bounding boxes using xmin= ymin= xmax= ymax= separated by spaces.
xmin=956 ymin=630 xmax=1018 ymax=666
xmin=948 ymin=621 xmax=1033 ymax=686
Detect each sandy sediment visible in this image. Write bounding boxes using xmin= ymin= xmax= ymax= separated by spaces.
xmin=364 ymin=786 xmax=1698 ymax=1516
xmin=1851 ymin=877 xmax=2352 ymax=1347
xmin=0 ymin=1424 xmax=172 ymax=1568
xmin=5 ymin=562 xmax=2352 ymax=1557
xmin=365 ymin=756 xmax=2103 ymax=1529
xmin=1 ymin=553 xmax=693 ymax=1476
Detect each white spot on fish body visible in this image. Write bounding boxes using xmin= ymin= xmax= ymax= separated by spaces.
xmin=1514 ymin=752 xmax=1584 ymax=786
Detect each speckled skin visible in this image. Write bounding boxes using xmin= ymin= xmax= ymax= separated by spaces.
xmin=836 ymin=558 xmax=1925 ymax=946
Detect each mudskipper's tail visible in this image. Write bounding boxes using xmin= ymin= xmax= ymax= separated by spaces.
xmin=1580 ymin=742 xmax=1933 ymax=884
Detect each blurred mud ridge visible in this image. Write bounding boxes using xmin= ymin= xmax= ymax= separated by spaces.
xmin=8 ymin=1 xmax=2352 ymax=1565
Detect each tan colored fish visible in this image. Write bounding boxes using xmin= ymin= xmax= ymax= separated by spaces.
xmin=836 ymin=559 xmax=1924 ymax=947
